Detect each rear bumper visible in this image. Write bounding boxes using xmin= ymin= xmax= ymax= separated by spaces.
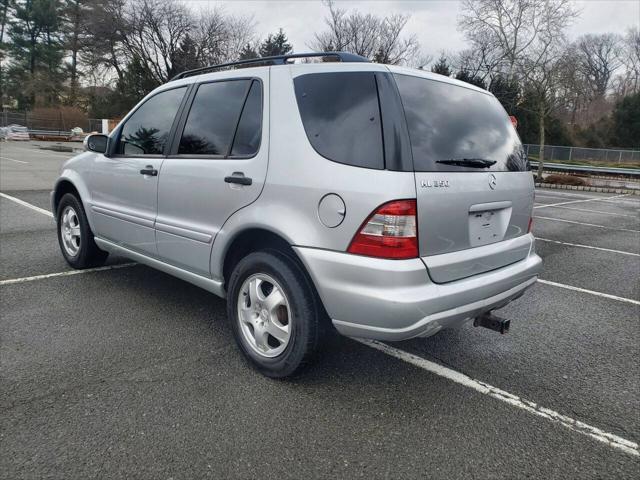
xmin=293 ymin=244 xmax=542 ymax=341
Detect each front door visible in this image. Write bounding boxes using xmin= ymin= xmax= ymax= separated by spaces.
xmin=155 ymin=72 xmax=268 ymax=276
xmin=87 ymin=86 xmax=188 ymax=257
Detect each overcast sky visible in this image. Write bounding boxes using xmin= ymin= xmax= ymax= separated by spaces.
xmin=185 ymin=0 xmax=640 ymax=60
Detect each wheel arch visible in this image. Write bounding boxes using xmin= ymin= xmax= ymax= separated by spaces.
xmin=219 ymin=226 xmax=332 ymax=333
xmin=221 ymin=227 xmax=301 ymax=288
xmin=52 ymin=173 xmax=95 ymax=230
xmin=52 ymin=179 xmax=81 ymax=217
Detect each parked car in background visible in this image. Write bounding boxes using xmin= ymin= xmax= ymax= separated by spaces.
xmin=51 ymin=52 xmax=542 ymax=377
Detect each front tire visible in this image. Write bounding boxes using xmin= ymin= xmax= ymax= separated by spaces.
xmin=56 ymin=193 xmax=108 ymax=269
xmin=227 ymin=250 xmax=325 ymax=378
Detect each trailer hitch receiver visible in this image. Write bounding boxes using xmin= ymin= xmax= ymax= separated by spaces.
xmin=473 ymin=312 xmax=510 ymax=334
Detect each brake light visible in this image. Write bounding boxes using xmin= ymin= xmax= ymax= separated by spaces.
xmin=528 ymin=217 xmax=533 ymax=233
xmin=347 ymin=200 xmax=418 ymax=259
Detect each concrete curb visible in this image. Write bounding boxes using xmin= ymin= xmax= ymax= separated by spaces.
xmin=535 ymin=183 xmax=640 ymax=196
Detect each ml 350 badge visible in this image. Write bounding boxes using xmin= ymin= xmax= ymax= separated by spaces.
xmin=420 ymin=180 xmax=450 ymax=188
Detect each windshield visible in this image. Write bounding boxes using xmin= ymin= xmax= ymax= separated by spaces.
xmin=394 ymin=74 xmax=529 ymax=172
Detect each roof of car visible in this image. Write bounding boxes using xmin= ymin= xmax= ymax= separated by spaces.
xmin=160 ymin=57 xmax=491 ymax=96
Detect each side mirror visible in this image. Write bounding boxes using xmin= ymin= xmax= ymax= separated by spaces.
xmin=84 ymin=134 xmax=108 ymax=154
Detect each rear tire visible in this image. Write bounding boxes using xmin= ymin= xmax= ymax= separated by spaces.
xmin=226 ymin=250 xmax=325 ymax=378
xmin=56 ymin=193 xmax=108 ymax=269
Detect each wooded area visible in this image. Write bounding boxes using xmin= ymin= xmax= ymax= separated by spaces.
xmin=0 ymin=0 xmax=639 ymax=154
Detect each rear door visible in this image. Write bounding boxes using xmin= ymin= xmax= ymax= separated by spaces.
xmin=155 ymin=72 xmax=268 ymax=276
xmin=393 ymin=72 xmax=534 ymax=283
xmin=87 ymin=86 xmax=188 ymax=257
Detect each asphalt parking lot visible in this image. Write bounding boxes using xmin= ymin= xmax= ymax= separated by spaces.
xmin=1 ymin=141 xmax=639 ymax=479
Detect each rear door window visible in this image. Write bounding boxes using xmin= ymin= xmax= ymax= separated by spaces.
xmin=230 ymin=80 xmax=262 ymax=156
xmin=394 ymin=74 xmax=528 ymax=172
xmin=117 ymin=87 xmax=186 ymax=155
xmin=178 ymin=80 xmax=251 ymax=156
xmin=294 ymin=72 xmax=384 ymax=169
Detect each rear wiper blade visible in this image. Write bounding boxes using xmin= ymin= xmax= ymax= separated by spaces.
xmin=436 ymin=158 xmax=497 ymax=168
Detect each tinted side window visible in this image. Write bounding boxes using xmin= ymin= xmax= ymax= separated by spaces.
xmin=394 ymin=74 xmax=527 ymax=172
xmin=231 ymin=81 xmax=262 ymax=156
xmin=118 ymin=87 xmax=186 ymax=155
xmin=294 ymin=72 xmax=384 ymax=169
xmin=179 ymin=80 xmax=250 ymax=155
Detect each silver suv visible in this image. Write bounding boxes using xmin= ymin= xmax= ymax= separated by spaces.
xmin=53 ymin=53 xmax=542 ymax=377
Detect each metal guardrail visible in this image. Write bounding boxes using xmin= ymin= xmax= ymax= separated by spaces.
xmin=27 ymin=129 xmax=74 ymax=137
xmin=525 ymin=144 xmax=640 ymax=165
xmin=530 ymin=161 xmax=640 ymax=177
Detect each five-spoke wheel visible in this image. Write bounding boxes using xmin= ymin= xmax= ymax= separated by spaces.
xmin=227 ymin=250 xmax=326 ymax=377
xmin=238 ymin=273 xmax=291 ymax=358
xmin=60 ymin=206 xmax=82 ymax=257
xmin=56 ymin=193 xmax=108 ymax=268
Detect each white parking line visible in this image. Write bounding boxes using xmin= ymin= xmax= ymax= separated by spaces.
xmin=0 ymin=155 xmax=29 ymax=164
xmin=535 ymin=192 xmax=601 ymax=200
xmin=536 ymin=238 xmax=640 ymax=257
xmin=0 ymin=263 xmax=137 ymax=286
xmin=598 ymin=198 xmax=640 ymax=207
xmin=543 ymin=205 xmax=638 ymax=218
xmin=534 ymin=193 xmax=628 ymax=210
xmin=357 ymin=339 xmax=639 ymax=457
xmin=0 ymin=192 xmax=53 ymax=218
xmin=537 ymin=279 xmax=640 ymax=306
xmin=534 ymin=216 xmax=640 ymax=233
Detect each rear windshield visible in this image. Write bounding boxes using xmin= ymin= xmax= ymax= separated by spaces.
xmin=394 ymin=74 xmax=528 ymax=172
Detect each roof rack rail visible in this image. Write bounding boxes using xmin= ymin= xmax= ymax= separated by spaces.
xmin=169 ymin=52 xmax=370 ymax=81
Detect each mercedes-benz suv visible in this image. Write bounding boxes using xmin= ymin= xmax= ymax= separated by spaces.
xmin=52 ymin=52 xmax=542 ymax=377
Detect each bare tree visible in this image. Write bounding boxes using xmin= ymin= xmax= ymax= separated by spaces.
xmin=453 ymin=32 xmax=503 ymax=84
xmin=82 ymin=0 xmax=129 ymax=82
xmin=81 ymin=0 xmax=255 ymax=88
xmin=511 ymin=1 xmax=577 ymax=178
xmin=615 ymin=27 xmax=640 ymax=96
xmin=521 ymin=43 xmax=574 ymax=180
xmin=120 ymin=0 xmax=194 ymax=83
xmin=311 ymin=1 xmax=419 ymax=65
xmin=459 ymin=0 xmax=578 ymax=81
xmin=193 ymin=8 xmax=255 ymax=66
xmin=574 ymin=33 xmax=622 ymax=98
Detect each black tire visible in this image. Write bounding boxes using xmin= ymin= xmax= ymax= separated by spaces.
xmin=56 ymin=193 xmax=108 ymax=269
xmin=226 ymin=250 xmax=326 ymax=378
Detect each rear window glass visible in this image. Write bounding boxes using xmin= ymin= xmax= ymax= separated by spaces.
xmin=394 ymin=74 xmax=528 ymax=172
xmin=294 ymin=72 xmax=384 ymax=169
xmin=230 ymin=80 xmax=262 ymax=156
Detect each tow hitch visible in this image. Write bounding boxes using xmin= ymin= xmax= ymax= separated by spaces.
xmin=474 ymin=312 xmax=510 ymax=334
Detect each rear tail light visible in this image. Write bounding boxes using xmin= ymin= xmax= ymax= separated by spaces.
xmin=528 ymin=216 xmax=533 ymax=233
xmin=347 ymin=200 xmax=418 ymax=259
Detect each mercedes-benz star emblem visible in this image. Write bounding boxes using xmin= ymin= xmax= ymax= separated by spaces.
xmin=488 ymin=173 xmax=497 ymax=190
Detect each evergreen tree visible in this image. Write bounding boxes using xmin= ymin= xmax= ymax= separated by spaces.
xmin=611 ymin=92 xmax=640 ymax=148
xmin=454 ymin=70 xmax=486 ymax=89
xmin=7 ymin=0 xmax=66 ymax=108
xmin=61 ymin=0 xmax=90 ymax=106
xmin=489 ymin=75 xmax=520 ymax=114
xmin=431 ymin=54 xmax=451 ymax=76
xmin=0 ymin=0 xmax=12 ymax=107
xmin=172 ymin=34 xmax=200 ymax=75
xmin=259 ymin=28 xmax=292 ymax=57
xmin=239 ymin=43 xmax=258 ymax=60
